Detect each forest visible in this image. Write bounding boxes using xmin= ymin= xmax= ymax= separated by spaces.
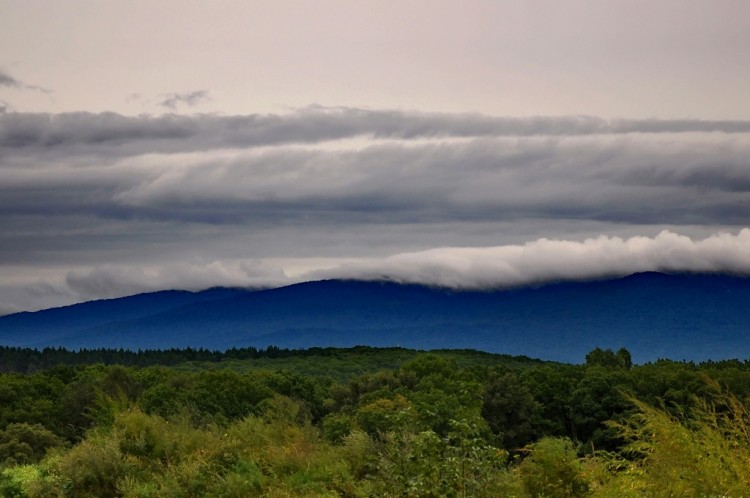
xmin=1 ymin=345 xmax=750 ymax=497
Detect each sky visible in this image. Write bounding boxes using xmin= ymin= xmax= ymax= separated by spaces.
xmin=1 ymin=0 xmax=750 ymax=314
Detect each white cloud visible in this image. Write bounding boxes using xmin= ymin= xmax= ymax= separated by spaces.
xmin=6 ymin=229 xmax=750 ymax=312
xmin=314 ymin=230 xmax=750 ymax=289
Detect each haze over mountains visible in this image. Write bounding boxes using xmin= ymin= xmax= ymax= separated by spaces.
xmin=1 ymin=272 xmax=748 ymax=364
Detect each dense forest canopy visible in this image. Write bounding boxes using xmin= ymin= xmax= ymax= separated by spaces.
xmin=1 ymin=345 xmax=750 ymax=496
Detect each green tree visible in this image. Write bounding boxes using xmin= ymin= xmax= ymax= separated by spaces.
xmin=481 ymin=371 xmax=541 ymax=450
xmin=585 ymin=347 xmax=632 ymax=370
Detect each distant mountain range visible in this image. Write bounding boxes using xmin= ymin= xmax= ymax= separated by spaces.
xmin=1 ymin=272 xmax=749 ymax=363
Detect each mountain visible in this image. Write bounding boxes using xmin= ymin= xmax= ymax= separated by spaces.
xmin=1 ymin=272 xmax=749 ymax=363
xmin=0 ymin=287 xmax=250 ymax=348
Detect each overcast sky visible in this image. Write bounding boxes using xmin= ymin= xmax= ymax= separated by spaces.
xmin=1 ymin=1 xmax=750 ymax=313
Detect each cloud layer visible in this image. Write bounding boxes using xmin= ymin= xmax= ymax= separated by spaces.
xmin=1 ymin=108 xmax=748 ymax=238
xmin=29 ymin=229 xmax=750 ymax=310
xmin=1 ymin=107 xmax=749 ymax=312
xmin=316 ymin=230 xmax=750 ymax=289
xmin=3 ymin=108 xmax=750 ymax=153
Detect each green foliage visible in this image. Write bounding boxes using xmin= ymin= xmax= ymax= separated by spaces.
xmin=321 ymin=413 xmax=354 ymax=443
xmin=137 ymin=369 xmax=276 ymax=425
xmin=56 ymin=371 xmax=103 ymax=440
xmin=50 ymin=432 xmax=128 ymax=498
xmin=355 ymin=395 xmax=415 ymax=437
xmin=0 ymin=465 xmax=41 ymax=498
xmin=373 ymin=419 xmax=514 ymax=497
xmin=6 ymin=346 xmax=750 ymax=495
xmin=0 ymin=423 xmax=64 ymax=466
xmin=137 ymin=381 xmax=185 ymax=419
xmin=585 ymin=348 xmax=632 ymax=370
xmin=188 ymin=369 xmax=274 ymax=423
xmin=517 ymin=437 xmax=590 ymax=498
xmin=520 ymin=364 xmax=583 ymax=440
xmin=568 ymin=368 xmax=632 ymax=450
xmin=605 ymin=382 xmax=750 ymax=496
xmin=0 ymin=372 xmax=67 ymax=438
xmin=482 ymin=370 xmax=541 ymax=450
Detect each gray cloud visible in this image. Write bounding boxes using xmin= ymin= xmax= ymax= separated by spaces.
xmin=0 ymin=71 xmax=21 ymax=87
xmin=3 ymin=108 xmax=750 ymax=156
xmin=1 ymin=108 xmax=749 ymax=311
xmin=2 ymin=133 xmax=747 ymax=230
xmin=158 ymin=90 xmax=210 ymax=110
xmin=0 ymin=69 xmax=50 ymax=93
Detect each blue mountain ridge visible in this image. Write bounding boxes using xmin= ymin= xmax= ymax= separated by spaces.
xmin=0 ymin=287 xmax=251 ymax=347
xmin=1 ymin=272 xmax=749 ymax=363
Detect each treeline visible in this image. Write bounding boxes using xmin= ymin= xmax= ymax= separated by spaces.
xmin=0 ymin=345 xmax=328 ymax=373
xmin=1 ymin=347 xmax=750 ymax=496
xmin=0 ymin=345 xmax=412 ymax=373
xmin=0 ymin=345 xmax=544 ymax=376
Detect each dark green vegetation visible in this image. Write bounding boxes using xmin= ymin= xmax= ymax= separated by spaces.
xmin=2 ymin=346 xmax=750 ymax=496
xmin=0 ymin=345 xmax=544 ymax=377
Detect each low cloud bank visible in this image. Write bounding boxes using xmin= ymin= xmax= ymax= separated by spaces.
xmin=64 ymin=230 xmax=750 ymax=299
xmin=65 ymin=261 xmax=288 ymax=300
xmin=7 ymin=230 xmax=750 ymax=313
xmin=314 ymin=230 xmax=750 ymax=289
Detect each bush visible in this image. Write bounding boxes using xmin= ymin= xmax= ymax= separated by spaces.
xmin=0 ymin=465 xmax=41 ymax=498
xmin=374 ymin=419 xmax=513 ymax=497
xmin=322 ymin=413 xmax=354 ymax=443
xmin=607 ymin=384 xmax=750 ymax=496
xmin=0 ymin=423 xmax=64 ymax=466
xmin=518 ymin=437 xmax=589 ymax=498
xmin=52 ymin=433 xmax=128 ymax=498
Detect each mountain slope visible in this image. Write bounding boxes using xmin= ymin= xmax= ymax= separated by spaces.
xmin=0 ymin=287 xmax=251 ymax=347
xmin=1 ymin=273 xmax=749 ymax=363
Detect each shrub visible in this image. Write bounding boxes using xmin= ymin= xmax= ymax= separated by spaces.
xmin=517 ymin=437 xmax=589 ymax=498
xmin=0 ymin=465 xmax=42 ymax=498
xmin=0 ymin=423 xmax=64 ymax=466
xmin=52 ymin=433 xmax=128 ymax=498
xmin=608 ymin=383 xmax=750 ymax=496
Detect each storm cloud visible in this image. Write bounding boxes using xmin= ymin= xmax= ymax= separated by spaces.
xmin=1 ymin=108 xmax=749 ymax=312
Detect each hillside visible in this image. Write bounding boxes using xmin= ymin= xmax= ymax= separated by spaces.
xmin=1 ymin=272 xmax=749 ymax=363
